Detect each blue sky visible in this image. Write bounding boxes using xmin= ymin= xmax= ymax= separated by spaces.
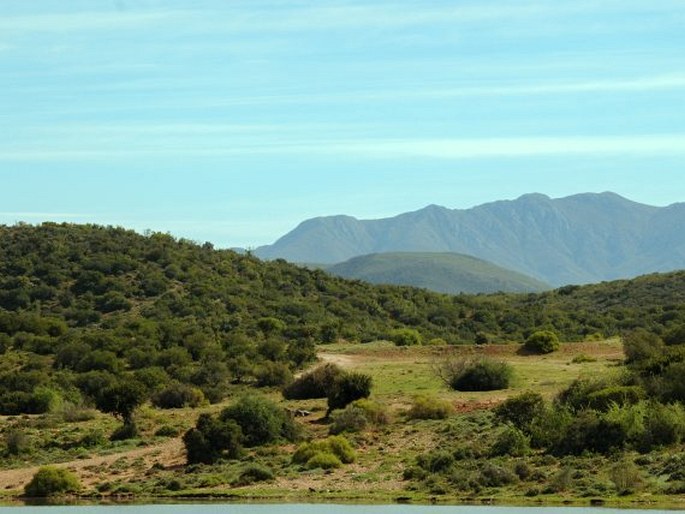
xmin=1 ymin=0 xmax=684 ymax=247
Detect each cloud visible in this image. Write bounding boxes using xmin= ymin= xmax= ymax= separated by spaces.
xmin=2 ymin=134 xmax=685 ymax=161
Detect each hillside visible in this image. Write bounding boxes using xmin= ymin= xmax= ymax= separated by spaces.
xmin=326 ymin=252 xmax=550 ymax=294
xmin=255 ymin=192 xmax=685 ymax=286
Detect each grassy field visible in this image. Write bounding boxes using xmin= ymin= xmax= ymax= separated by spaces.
xmin=5 ymin=338 xmax=685 ymax=507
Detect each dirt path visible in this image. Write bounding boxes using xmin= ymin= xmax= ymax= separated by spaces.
xmin=317 ymin=352 xmax=357 ymax=368
xmin=0 ymin=437 xmax=185 ymax=492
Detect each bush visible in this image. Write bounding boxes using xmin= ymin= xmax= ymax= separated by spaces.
xmin=183 ymin=413 xmax=243 ymax=464
xmin=524 ymin=330 xmax=560 ymax=354
xmin=390 ymin=328 xmax=422 ymax=346
xmin=490 ymin=426 xmax=530 ymax=457
xmin=552 ymin=410 xmax=628 ymax=455
xmin=587 ymin=385 xmax=645 ymax=411
xmin=282 ymin=363 xmax=343 ymax=400
xmin=477 ymin=463 xmax=518 ymax=487
xmin=305 ymin=452 xmax=342 ymax=470
xmin=329 ymin=405 xmax=368 ymax=434
xmin=610 ymin=459 xmax=644 ymax=495
xmin=327 ymin=372 xmax=372 ymax=414
xmin=5 ymin=429 xmax=30 ymax=456
xmin=255 ymin=361 xmax=293 ymax=387
xmin=24 ymin=466 xmax=80 ymax=497
xmin=234 ymin=464 xmax=274 ymax=485
xmin=407 ymin=395 xmax=453 ymax=420
xmin=438 ymin=356 xmax=513 ymax=391
xmin=293 ymin=435 xmax=355 ymax=468
xmin=642 ymin=402 xmax=685 ymax=449
xmin=220 ymin=394 xmax=297 ymax=447
xmin=151 ymin=382 xmax=205 ymax=409
xmin=416 ymin=450 xmax=454 ymax=473
xmin=494 ymin=391 xmax=545 ymax=432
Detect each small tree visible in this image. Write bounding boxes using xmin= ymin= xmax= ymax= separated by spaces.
xmin=524 ymin=330 xmax=560 ymax=354
xmin=327 ymin=372 xmax=372 ymax=415
xmin=183 ymin=413 xmax=243 ymax=464
xmin=95 ymin=379 xmax=147 ymax=437
xmin=220 ymin=394 xmax=297 ymax=447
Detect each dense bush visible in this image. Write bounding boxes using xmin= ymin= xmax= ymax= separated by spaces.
xmin=24 ymin=466 xmax=80 ymax=497
xmin=183 ymin=413 xmax=243 ymax=464
xmin=493 ymin=391 xmax=545 ymax=432
xmin=389 ymin=328 xmax=422 ymax=346
xmin=282 ymin=363 xmax=343 ymax=400
xmin=524 ymin=330 xmax=560 ymax=354
xmin=255 ymin=361 xmax=293 ymax=387
xmin=437 ymin=356 xmax=513 ymax=391
xmin=327 ymin=372 xmax=373 ymax=414
xmin=407 ymin=395 xmax=453 ymax=420
xmin=233 ymin=464 xmax=274 ymax=486
xmin=151 ymin=382 xmax=204 ymax=409
xmin=329 ymin=399 xmax=389 ymax=434
xmin=490 ymin=426 xmax=530 ymax=457
xmin=292 ymin=435 xmax=355 ymax=469
xmin=220 ymin=394 xmax=298 ymax=447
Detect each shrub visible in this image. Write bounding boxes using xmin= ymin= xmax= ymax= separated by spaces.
xmin=552 ymin=410 xmax=628 ymax=455
xmin=490 ymin=426 xmax=530 ymax=457
xmin=477 ymin=463 xmax=518 ymax=487
xmin=438 ymin=356 xmax=513 ymax=391
xmin=293 ymin=435 xmax=355 ymax=467
xmin=587 ymin=385 xmax=645 ymax=411
xmin=5 ymin=429 xmax=30 ymax=456
xmin=329 ymin=405 xmax=368 ymax=434
xmin=407 ymin=395 xmax=453 ymax=420
xmin=493 ymin=391 xmax=545 ymax=432
xmin=234 ymin=464 xmax=274 ymax=485
xmin=642 ymin=402 xmax=685 ymax=449
xmin=416 ymin=450 xmax=455 ymax=473
xmin=282 ymin=363 xmax=343 ymax=400
xmin=610 ymin=459 xmax=644 ymax=495
xmin=183 ymin=413 xmax=243 ymax=464
xmin=306 ymin=452 xmax=342 ymax=470
xmin=255 ymin=361 xmax=293 ymax=387
xmin=24 ymin=466 xmax=80 ymax=497
xmin=390 ymin=328 xmax=422 ymax=346
xmin=524 ymin=330 xmax=560 ymax=354
xmin=327 ymin=372 xmax=372 ymax=414
xmin=220 ymin=394 xmax=297 ymax=447
xmin=151 ymin=382 xmax=205 ymax=409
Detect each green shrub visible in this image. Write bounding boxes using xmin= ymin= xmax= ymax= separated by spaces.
xmin=255 ymin=361 xmax=293 ymax=387
xmin=24 ymin=466 xmax=80 ymax=497
xmin=477 ymin=463 xmax=518 ymax=487
xmin=587 ymin=385 xmax=645 ymax=411
xmin=282 ymin=363 xmax=343 ymax=400
xmin=642 ymin=402 xmax=685 ymax=449
xmin=490 ymin=426 xmax=530 ymax=457
xmin=293 ymin=436 xmax=355 ymax=467
xmin=440 ymin=357 xmax=513 ymax=391
xmin=416 ymin=450 xmax=454 ymax=473
xmin=407 ymin=395 xmax=453 ymax=420
xmin=327 ymin=372 xmax=372 ymax=414
xmin=220 ymin=394 xmax=297 ymax=447
xmin=306 ymin=452 xmax=342 ymax=470
xmin=351 ymin=399 xmax=390 ymax=425
xmin=524 ymin=330 xmax=560 ymax=354
xmin=234 ymin=464 xmax=274 ymax=485
xmin=553 ymin=409 xmax=628 ymax=455
xmin=5 ymin=429 xmax=30 ymax=456
xmin=151 ymin=382 xmax=205 ymax=409
xmin=493 ymin=391 xmax=545 ymax=432
xmin=390 ymin=328 xmax=422 ymax=346
xmin=183 ymin=413 xmax=243 ymax=464
xmin=329 ymin=405 xmax=368 ymax=434
xmin=610 ymin=459 xmax=644 ymax=495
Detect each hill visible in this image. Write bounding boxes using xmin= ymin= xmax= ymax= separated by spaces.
xmin=255 ymin=192 xmax=685 ymax=286
xmin=325 ymin=252 xmax=550 ymax=294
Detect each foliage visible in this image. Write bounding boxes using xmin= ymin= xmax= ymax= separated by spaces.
xmin=490 ymin=426 xmax=530 ymax=457
xmin=234 ymin=464 xmax=274 ymax=486
xmin=329 ymin=399 xmax=389 ymax=434
xmin=524 ymin=330 xmax=560 ymax=354
xmin=407 ymin=395 xmax=453 ymax=420
xmin=282 ymin=363 xmax=343 ymax=400
xmin=95 ymin=379 xmax=146 ymax=425
xmin=220 ymin=394 xmax=297 ymax=447
xmin=493 ymin=391 xmax=545 ymax=432
xmin=183 ymin=413 xmax=243 ymax=464
xmin=151 ymin=382 xmax=204 ymax=409
xmin=389 ymin=328 xmax=422 ymax=346
xmin=292 ymin=435 xmax=355 ymax=469
xmin=326 ymin=371 xmax=373 ymax=414
xmin=435 ymin=354 xmax=513 ymax=391
xmin=24 ymin=466 xmax=80 ymax=497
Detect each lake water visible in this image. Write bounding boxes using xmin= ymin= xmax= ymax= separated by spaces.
xmin=0 ymin=505 xmax=677 ymax=514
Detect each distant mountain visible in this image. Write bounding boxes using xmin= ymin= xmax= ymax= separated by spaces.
xmin=325 ymin=252 xmax=550 ymax=294
xmin=255 ymin=192 xmax=685 ymax=286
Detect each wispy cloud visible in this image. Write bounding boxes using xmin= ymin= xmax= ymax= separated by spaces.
xmin=3 ymin=134 xmax=685 ymax=161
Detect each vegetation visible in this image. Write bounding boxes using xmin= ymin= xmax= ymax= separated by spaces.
xmin=435 ymin=354 xmax=513 ymax=391
xmin=524 ymin=330 xmax=560 ymax=354
xmin=24 ymin=466 xmax=80 ymax=497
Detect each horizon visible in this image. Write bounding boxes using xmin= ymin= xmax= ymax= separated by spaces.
xmin=2 ymin=1 xmax=684 ymax=247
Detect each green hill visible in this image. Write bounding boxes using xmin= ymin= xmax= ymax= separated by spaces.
xmin=0 ymin=223 xmax=684 ymax=417
xmin=326 ymin=252 xmax=550 ymax=294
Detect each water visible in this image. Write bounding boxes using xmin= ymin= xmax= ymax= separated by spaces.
xmin=0 ymin=505 xmax=676 ymax=514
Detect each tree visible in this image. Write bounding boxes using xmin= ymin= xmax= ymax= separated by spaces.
xmin=95 ymin=379 xmax=147 ymax=435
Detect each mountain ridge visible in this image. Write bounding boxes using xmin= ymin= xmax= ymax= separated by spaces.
xmin=255 ymin=192 xmax=685 ymax=286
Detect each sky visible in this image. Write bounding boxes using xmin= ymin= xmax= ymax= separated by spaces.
xmin=1 ymin=0 xmax=684 ymax=248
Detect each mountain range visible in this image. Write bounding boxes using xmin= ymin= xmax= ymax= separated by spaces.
xmin=255 ymin=192 xmax=685 ymax=286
